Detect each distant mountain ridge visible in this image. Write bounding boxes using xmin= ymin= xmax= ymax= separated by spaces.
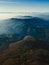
xmin=0 ymin=15 xmax=49 ymax=44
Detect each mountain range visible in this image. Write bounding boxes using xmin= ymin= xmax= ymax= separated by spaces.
xmin=0 ymin=15 xmax=49 ymax=44
xmin=0 ymin=15 xmax=49 ymax=65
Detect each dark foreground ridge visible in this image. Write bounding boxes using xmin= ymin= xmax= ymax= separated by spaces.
xmin=0 ymin=36 xmax=49 ymax=65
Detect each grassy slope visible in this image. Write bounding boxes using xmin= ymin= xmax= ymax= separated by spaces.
xmin=0 ymin=36 xmax=49 ymax=65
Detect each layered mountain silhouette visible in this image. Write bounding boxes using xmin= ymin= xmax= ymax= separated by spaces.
xmin=0 ymin=16 xmax=49 ymax=54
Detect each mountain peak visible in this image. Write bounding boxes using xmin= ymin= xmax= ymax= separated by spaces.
xmin=14 ymin=16 xmax=33 ymax=19
xmin=23 ymin=36 xmax=37 ymax=41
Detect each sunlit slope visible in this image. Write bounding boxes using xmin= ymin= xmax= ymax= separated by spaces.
xmin=0 ymin=36 xmax=49 ymax=65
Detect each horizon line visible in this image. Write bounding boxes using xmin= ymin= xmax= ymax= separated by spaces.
xmin=0 ymin=12 xmax=49 ymax=13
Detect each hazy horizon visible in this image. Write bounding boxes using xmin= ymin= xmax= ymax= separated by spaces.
xmin=0 ymin=0 xmax=49 ymax=20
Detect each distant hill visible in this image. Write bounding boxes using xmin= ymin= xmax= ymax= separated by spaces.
xmin=0 ymin=36 xmax=49 ymax=65
xmin=0 ymin=16 xmax=49 ymax=45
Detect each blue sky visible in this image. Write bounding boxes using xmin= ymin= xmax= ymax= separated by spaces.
xmin=0 ymin=0 xmax=49 ymax=12
xmin=0 ymin=0 xmax=49 ymax=2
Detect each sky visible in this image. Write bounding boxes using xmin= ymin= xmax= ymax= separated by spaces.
xmin=0 ymin=0 xmax=49 ymax=20
xmin=0 ymin=0 xmax=49 ymax=13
